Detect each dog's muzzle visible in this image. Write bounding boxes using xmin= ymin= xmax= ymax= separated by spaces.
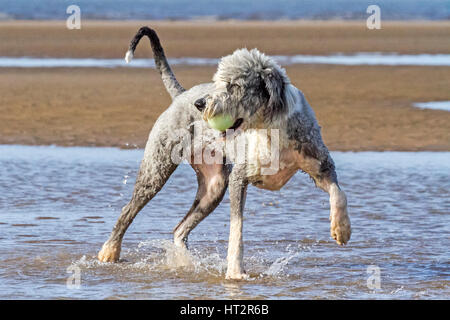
xmin=194 ymin=98 xmax=206 ymax=112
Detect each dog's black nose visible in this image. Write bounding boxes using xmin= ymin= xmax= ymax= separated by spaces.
xmin=194 ymin=98 xmax=206 ymax=111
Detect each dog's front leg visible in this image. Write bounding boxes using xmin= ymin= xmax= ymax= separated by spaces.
xmin=295 ymin=147 xmax=351 ymax=245
xmin=329 ymin=184 xmax=351 ymax=244
xmin=226 ymin=164 xmax=249 ymax=280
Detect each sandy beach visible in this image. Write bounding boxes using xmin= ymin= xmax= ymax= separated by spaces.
xmin=0 ymin=20 xmax=449 ymax=150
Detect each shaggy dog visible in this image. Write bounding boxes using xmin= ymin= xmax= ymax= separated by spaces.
xmin=98 ymin=27 xmax=351 ymax=280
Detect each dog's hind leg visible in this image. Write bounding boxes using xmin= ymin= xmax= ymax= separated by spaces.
xmin=98 ymin=149 xmax=178 ymax=263
xmin=173 ymin=163 xmax=229 ymax=249
xmin=295 ymin=144 xmax=351 ymax=245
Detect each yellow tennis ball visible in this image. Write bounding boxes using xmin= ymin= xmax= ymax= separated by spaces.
xmin=207 ymin=114 xmax=234 ymax=131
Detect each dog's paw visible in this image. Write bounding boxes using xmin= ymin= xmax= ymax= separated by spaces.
xmin=97 ymin=240 xmax=121 ymax=262
xmin=330 ymin=213 xmax=351 ymax=246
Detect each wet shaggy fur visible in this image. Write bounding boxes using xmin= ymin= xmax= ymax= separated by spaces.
xmin=98 ymin=27 xmax=351 ymax=280
xmin=205 ymin=48 xmax=290 ymax=122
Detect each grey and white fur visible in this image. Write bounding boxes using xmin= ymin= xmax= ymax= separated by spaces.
xmin=98 ymin=26 xmax=351 ymax=280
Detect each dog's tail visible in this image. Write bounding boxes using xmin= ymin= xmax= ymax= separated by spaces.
xmin=125 ymin=26 xmax=185 ymax=100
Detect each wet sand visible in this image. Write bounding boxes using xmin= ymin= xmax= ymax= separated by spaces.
xmin=0 ymin=20 xmax=449 ymax=150
xmin=2 ymin=20 xmax=450 ymax=57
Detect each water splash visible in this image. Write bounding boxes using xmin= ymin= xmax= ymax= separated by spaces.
xmin=264 ymin=244 xmax=303 ymax=276
xmin=138 ymin=239 xmax=227 ymax=276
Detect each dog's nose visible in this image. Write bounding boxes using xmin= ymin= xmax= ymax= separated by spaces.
xmin=194 ymin=98 xmax=206 ymax=112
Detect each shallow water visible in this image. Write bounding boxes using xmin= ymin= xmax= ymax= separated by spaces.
xmin=0 ymin=0 xmax=447 ymax=20
xmin=413 ymin=101 xmax=450 ymax=112
xmin=1 ymin=53 xmax=450 ymax=68
xmin=0 ymin=145 xmax=448 ymax=299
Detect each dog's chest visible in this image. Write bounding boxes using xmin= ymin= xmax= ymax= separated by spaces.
xmin=249 ymin=149 xmax=299 ymax=190
xmin=242 ymin=130 xmax=299 ymax=191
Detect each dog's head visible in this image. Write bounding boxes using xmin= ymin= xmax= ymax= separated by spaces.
xmin=195 ymin=48 xmax=291 ymax=136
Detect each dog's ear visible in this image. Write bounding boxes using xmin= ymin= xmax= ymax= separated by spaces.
xmin=263 ymin=68 xmax=286 ymax=119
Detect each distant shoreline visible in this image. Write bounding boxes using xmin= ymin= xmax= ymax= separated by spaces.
xmin=0 ymin=0 xmax=447 ymax=21
xmin=2 ymin=19 xmax=450 ymax=24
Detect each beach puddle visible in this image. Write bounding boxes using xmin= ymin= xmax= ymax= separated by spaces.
xmin=1 ymin=53 xmax=450 ymax=68
xmin=413 ymin=101 xmax=450 ymax=111
xmin=0 ymin=145 xmax=448 ymax=299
